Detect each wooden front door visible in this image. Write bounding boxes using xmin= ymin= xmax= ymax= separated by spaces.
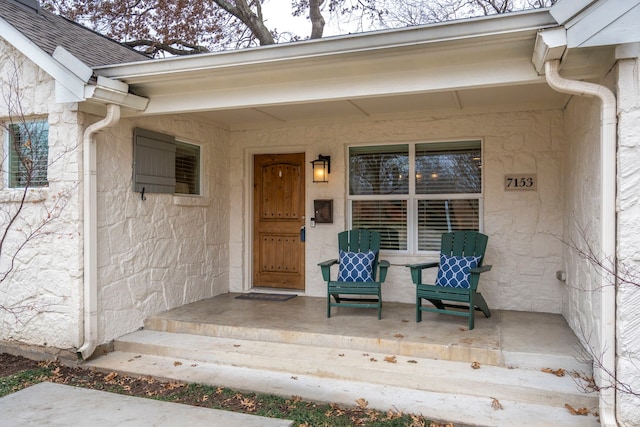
xmin=253 ymin=153 xmax=305 ymax=290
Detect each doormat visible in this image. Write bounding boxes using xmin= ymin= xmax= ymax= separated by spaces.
xmin=235 ymin=293 xmax=297 ymax=302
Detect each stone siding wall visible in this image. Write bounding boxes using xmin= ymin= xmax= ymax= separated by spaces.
xmin=0 ymin=41 xmax=83 ymax=351
xmin=560 ymin=94 xmax=601 ymax=340
xmin=94 ymin=116 xmax=230 ymax=343
xmin=616 ymin=57 xmax=640 ymax=427
xmin=229 ymin=110 xmax=566 ymax=313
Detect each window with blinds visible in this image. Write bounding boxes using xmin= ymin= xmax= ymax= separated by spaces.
xmin=175 ymin=141 xmax=200 ymax=195
xmin=348 ymin=140 xmax=482 ymax=252
xmin=132 ymin=128 xmax=201 ymax=196
xmin=7 ymin=121 xmax=49 ymax=188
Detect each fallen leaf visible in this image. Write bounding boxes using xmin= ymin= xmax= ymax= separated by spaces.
xmin=471 ymin=361 xmax=481 ymax=369
xmin=356 ymin=398 xmax=369 ymax=408
xmin=165 ymin=381 xmax=184 ymax=390
xmin=290 ymin=376 xmax=298 ymax=380
xmin=384 ymin=355 xmax=397 ymax=363
xmin=401 ymin=319 xmax=409 ymax=323
xmin=173 ymin=361 xmax=182 ymax=366
xmin=458 ymin=327 xmax=467 ymax=331
xmin=233 ymin=344 xmax=241 ymax=348
xmin=240 ymin=396 xmax=257 ymax=411
xmin=386 ymin=409 xmax=403 ymax=419
xmin=339 ymin=353 xmax=345 ymax=357
xmin=394 ymin=333 xmax=405 ymax=339
xmin=407 ymin=360 xmax=418 ymax=364
xmin=491 ymin=398 xmax=504 ymax=410
xmin=362 ymin=353 xmax=369 ymax=356
xmin=542 ymin=367 xmax=566 ymax=377
xmin=565 ymin=404 xmax=589 ymax=416
xmin=370 ymin=357 xmax=378 ymax=362
xmin=104 ymin=372 xmax=118 ymax=381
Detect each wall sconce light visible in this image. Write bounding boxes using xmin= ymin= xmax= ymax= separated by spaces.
xmin=311 ymin=155 xmax=331 ymax=183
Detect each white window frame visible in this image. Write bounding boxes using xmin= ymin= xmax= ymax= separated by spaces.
xmin=347 ymin=139 xmax=484 ymax=254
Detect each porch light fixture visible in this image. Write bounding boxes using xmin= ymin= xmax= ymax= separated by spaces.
xmin=311 ymin=155 xmax=331 ymax=183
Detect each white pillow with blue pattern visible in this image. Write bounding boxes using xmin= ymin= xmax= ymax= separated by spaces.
xmin=337 ymin=250 xmax=375 ymax=282
xmin=435 ymin=254 xmax=482 ymax=288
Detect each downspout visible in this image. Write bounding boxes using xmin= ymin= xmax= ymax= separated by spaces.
xmin=77 ymin=104 xmax=121 ymax=360
xmin=544 ymin=60 xmax=617 ymax=426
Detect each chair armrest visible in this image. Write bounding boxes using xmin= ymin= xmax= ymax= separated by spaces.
xmin=469 ymin=264 xmax=492 ymax=274
xmin=377 ymin=260 xmax=390 ymax=283
xmin=405 ymin=261 xmax=439 ymax=286
xmin=318 ymin=259 xmax=339 ymax=267
xmin=318 ymin=259 xmax=338 ymax=282
xmin=405 ymin=261 xmax=439 ymax=270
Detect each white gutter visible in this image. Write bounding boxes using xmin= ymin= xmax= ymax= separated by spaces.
xmin=77 ymin=104 xmax=121 ymax=360
xmin=544 ymin=59 xmax=617 ymax=426
xmin=94 ymin=9 xmax=556 ymax=81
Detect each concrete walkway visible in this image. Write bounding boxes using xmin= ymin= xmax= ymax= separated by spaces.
xmin=0 ymin=382 xmax=292 ymax=426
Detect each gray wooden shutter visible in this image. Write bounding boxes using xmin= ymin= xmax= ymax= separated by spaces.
xmin=133 ymin=128 xmax=176 ymax=194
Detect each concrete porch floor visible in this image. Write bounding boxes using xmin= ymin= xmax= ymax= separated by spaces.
xmin=145 ymin=292 xmax=591 ymax=372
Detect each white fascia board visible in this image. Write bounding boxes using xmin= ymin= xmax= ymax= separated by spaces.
xmin=94 ymin=9 xmax=557 ymax=83
xmin=53 ymin=46 xmax=93 ymax=82
xmin=140 ymin=56 xmax=542 ymax=116
xmin=564 ymin=0 xmax=640 ymax=48
xmin=0 ymin=17 xmax=87 ymax=101
xmin=550 ymin=0 xmax=597 ymax=24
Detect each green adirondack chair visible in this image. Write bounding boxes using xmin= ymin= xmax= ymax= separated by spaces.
xmin=406 ymin=231 xmax=492 ymax=330
xmin=319 ymin=230 xmax=390 ymax=319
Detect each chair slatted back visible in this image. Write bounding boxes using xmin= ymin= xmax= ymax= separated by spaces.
xmin=441 ymin=231 xmax=488 ymax=266
xmin=337 ymin=229 xmax=381 ymax=281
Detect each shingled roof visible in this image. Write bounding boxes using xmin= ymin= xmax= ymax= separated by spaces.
xmin=0 ymin=0 xmax=149 ymax=67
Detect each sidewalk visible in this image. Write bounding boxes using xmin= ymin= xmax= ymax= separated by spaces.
xmin=0 ymin=382 xmax=292 ymax=426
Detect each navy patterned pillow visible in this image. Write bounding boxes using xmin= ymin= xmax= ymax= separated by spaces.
xmin=435 ymin=254 xmax=481 ymax=288
xmin=337 ymin=250 xmax=375 ymax=282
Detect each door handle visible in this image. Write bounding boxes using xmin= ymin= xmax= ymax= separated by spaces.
xmin=300 ymin=226 xmax=306 ymax=242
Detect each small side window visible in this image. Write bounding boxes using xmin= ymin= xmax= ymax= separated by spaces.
xmin=5 ymin=120 xmax=49 ymax=188
xmin=132 ymin=128 xmax=201 ymax=196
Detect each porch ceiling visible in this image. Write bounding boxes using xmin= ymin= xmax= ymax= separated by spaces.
xmin=184 ymin=83 xmax=572 ymax=130
xmin=91 ymin=9 xmax=616 ymax=130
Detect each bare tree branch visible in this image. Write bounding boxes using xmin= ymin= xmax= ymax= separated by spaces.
xmin=1 ymin=57 xmax=75 ymax=320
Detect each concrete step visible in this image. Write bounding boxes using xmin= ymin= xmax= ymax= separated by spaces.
xmin=144 ymin=315 xmax=589 ymax=373
xmin=86 ymin=329 xmax=600 ymax=427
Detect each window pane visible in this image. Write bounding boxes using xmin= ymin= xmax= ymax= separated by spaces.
xmin=9 ymin=121 xmax=49 ymax=188
xmin=175 ymin=141 xmax=200 ymax=195
xmin=415 ymin=141 xmax=481 ymax=194
xmin=352 ymin=200 xmax=407 ymax=250
xmin=417 ymin=199 xmax=479 ymax=251
xmin=349 ymin=145 xmax=409 ymax=195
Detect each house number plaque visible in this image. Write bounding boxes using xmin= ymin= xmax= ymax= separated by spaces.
xmin=504 ymin=174 xmax=537 ymax=191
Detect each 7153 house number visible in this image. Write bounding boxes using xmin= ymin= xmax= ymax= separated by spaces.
xmin=504 ymin=174 xmax=537 ymax=191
